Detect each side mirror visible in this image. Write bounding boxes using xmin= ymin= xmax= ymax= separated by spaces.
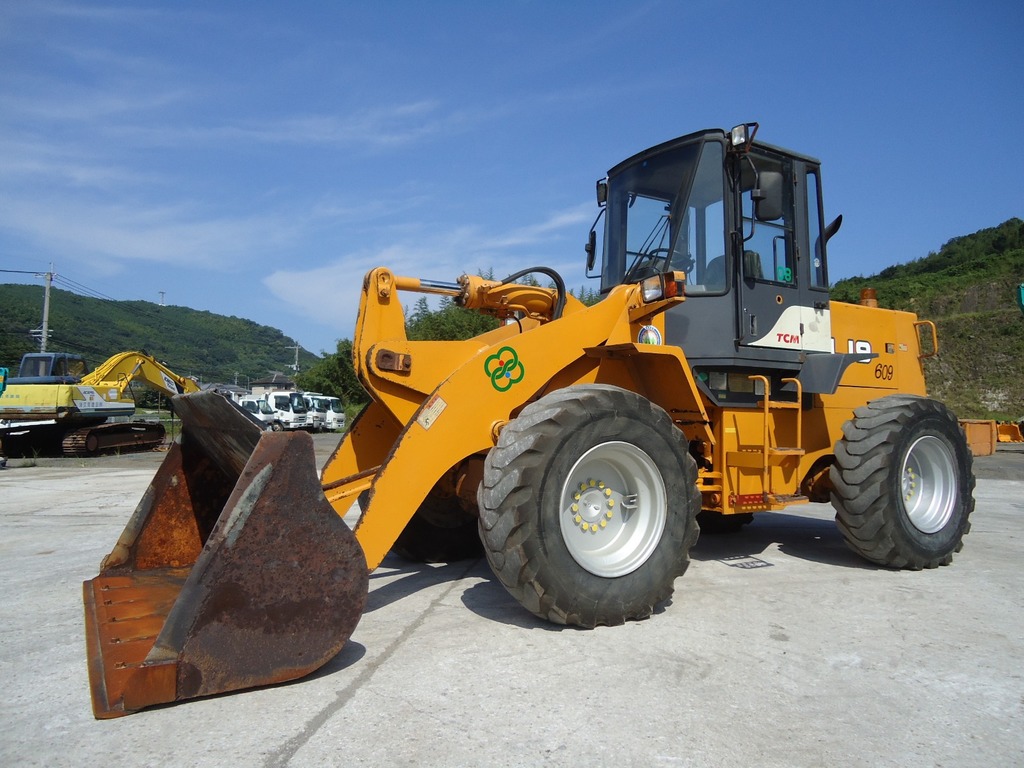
xmin=824 ymin=214 xmax=843 ymax=244
xmin=753 ymin=170 xmax=783 ymax=221
xmin=596 ymin=178 xmax=608 ymax=206
xmin=585 ymin=230 xmax=597 ymax=271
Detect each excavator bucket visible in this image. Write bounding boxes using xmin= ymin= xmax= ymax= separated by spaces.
xmin=82 ymin=391 xmax=368 ymax=718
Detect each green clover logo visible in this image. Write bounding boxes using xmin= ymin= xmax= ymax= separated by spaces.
xmin=484 ymin=346 xmax=525 ymax=392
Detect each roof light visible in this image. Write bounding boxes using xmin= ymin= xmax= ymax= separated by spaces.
xmin=729 ymin=122 xmax=759 ymax=153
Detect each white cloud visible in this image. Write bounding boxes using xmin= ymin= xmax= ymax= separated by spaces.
xmin=0 ymin=136 xmax=160 ymax=189
xmin=92 ymin=99 xmax=487 ymax=152
xmin=262 ymin=204 xmax=595 ymax=338
xmin=487 ymin=204 xmax=593 ymax=248
xmin=0 ymin=195 xmax=298 ymax=270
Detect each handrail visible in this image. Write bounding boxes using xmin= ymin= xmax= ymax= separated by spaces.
xmin=914 ymin=320 xmax=939 ymax=359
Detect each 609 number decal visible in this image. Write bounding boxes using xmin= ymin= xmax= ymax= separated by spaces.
xmin=874 ymin=363 xmax=894 ymax=380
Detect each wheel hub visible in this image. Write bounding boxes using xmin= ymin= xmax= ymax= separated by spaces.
xmin=901 ymin=434 xmax=957 ymax=534
xmin=559 ymin=441 xmax=666 ymax=578
xmin=570 ymin=479 xmax=618 ymax=533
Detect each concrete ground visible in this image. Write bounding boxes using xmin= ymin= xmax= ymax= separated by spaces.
xmin=1 ymin=438 xmax=1021 ymax=767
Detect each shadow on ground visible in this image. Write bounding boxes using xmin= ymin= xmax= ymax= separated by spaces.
xmin=691 ymin=509 xmax=875 ymax=570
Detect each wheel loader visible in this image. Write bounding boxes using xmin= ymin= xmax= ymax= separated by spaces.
xmin=82 ymin=123 xmax=974 ymax=718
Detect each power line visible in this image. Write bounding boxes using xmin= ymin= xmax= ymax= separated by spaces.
xmin=52 ymin=274 xmax=118 ymax=302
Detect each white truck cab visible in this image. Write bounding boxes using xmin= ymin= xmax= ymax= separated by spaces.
xmin=263 ymin=390 xmax=308 ymax=431
xmin=238 ymin=397 xmax=275 ymax=429
xmin=305 ymin=393 xmax=347 ymax=432
xmin=302 ymin=394 xmax=325 ymax=433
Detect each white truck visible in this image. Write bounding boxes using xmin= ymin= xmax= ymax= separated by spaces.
xmin=263 ymin=390 xmax=309 ymax=431
xmin=304 ymin=393 xmax=347 ymax=432
xmin=238 ymin=397 xmax=275 ymax=429
xmin=302 ymin=394 xmax=325 ymax=433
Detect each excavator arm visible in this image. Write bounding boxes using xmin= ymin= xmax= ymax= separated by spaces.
xmin=82 ymin=351 xmax=201 ymax=398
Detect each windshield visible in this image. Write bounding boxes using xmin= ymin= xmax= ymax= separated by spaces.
xmin=601 ymin=137 xmax=726 ymax=295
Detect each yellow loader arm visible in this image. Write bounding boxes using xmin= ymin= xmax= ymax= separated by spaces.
xmin=322 ymin=267 xmax=713 ymax=570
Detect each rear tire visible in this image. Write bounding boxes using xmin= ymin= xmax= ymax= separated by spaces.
xmin=478 ymin=385 xmax=700 ymax=627
xmin=830 ymin=395 xmax=974 ymax=569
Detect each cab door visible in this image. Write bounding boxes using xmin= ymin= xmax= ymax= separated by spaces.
xmin=736 ymin=150 xmax=831 ymax=354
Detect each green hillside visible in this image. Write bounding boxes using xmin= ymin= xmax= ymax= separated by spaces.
xmin=832 ymin=218 xmax=1024 ymax=420
xmin=0 ymin=284 xmax=320 ymax=385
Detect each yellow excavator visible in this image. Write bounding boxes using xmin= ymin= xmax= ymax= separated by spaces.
xmin=0 ymin=350 xmax=200 ymax=456
xmin=82 ymin=124 xmax=975 ymax=718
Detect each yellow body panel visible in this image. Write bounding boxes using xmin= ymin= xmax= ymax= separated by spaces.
xmin=697 ymin=300 xmax=931 ymax=515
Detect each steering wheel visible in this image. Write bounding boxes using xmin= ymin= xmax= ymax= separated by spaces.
xmin=625 ymin=248 xmax=672 ymax=282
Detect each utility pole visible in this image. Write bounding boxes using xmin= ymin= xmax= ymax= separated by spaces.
xmin=40 ymin=268 xmax=52 ymax=352
xmin=31 ymin=265 xmax=54 ymax=352
xmin=286 ymin=342 xmax=301 ymax=373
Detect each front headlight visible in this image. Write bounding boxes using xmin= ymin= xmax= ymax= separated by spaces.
xmin=640 ymin=272 xmax=683 ymax=302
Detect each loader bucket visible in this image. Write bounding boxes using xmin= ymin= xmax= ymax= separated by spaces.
xmin=83 ymin=391 xmax=368 ymax=718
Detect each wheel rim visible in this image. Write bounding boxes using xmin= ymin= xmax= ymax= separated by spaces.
xmin=559 ymin=441 xmax=667 ymax=577
xmin=900 ymin=435 xmax=957 ymax=534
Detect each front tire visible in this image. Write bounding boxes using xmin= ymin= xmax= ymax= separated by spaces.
xmin=478 ymin=385 xmax=700 ymax=627
xmin=830 ymin=395 xmax=974 ymax=569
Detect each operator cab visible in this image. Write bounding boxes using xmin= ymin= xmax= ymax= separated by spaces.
xmin=11 ymin=352 xmax=90 ymax=385
xmin=591 ymin=124 xmax=850 ymax=405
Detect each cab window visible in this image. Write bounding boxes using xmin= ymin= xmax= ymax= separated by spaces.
xmin=740 ymin=155 xmax=794 ymax=285
xmin=673 ymin=141 xmax=726 ymax=294
xmin=807 ymin=168 xmax=828 ymax=289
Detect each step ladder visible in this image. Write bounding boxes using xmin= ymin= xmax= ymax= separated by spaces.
xmin=725 ymin=375 xmax=809 ymax=509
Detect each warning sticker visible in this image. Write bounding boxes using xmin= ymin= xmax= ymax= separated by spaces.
xmin=417 ymin=394 xmax=447 ymax=430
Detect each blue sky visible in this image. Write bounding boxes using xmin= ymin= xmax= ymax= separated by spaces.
xmin=2 ymin=0 xmax=1022 ymax=361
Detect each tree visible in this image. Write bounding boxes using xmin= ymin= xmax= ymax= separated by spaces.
xmin=295 ymin=339 xmax=368 ymax=406
xmin=406 ymin=297 xmax=499 ymax=341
